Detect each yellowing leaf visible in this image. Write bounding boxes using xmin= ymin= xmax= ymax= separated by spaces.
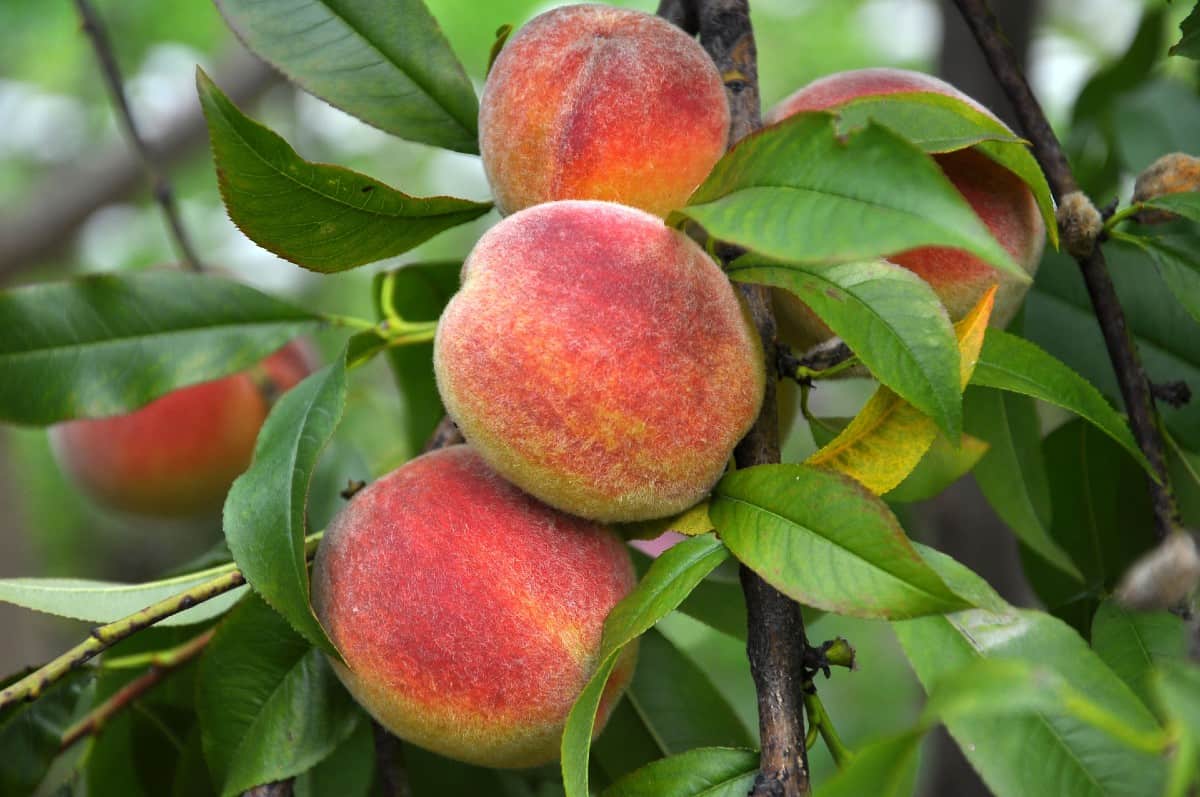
xmin=807 ymin=286 xmax=997 ymax=494
xmin=617 ymin=500 xmax=714 ymax=541
xmin=955 ymin=284 xmax=996 ymax=390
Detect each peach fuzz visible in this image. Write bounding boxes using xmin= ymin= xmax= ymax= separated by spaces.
xmin=766 ymin=67 xmax=1045 ymax=350
xmin=433 ymin=200 xmax=765 ymax=523
xmin=310 ymin=445 xmax=637 ymax=769
xmin=50 ymin=340 xmax=316 ymax=518
xmin=479 ymin=4 xmax=730 ymax=218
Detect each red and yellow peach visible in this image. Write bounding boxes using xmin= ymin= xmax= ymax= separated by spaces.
xmin=766 ymin=68 xmax=1045 ymax=350
xmin=49 ymin=340 xmax=316 ymax=518
xmin=479 ymin=4 xmax=730 ymax=218
xmin=311 ymin=444 xmax=637 ymax=768
xmin=433 ymin=200 xmax=765 ymax=523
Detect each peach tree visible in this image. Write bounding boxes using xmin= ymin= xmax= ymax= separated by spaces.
xmin=2 ymin=1 xmax=1200 ymax=796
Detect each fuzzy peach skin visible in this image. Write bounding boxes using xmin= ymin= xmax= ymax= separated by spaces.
xmin=311 ymin=445 xmax=638 ymax=769
xmin=49 ymin=340 xmax=317 ymax=518
xmin=479 ymin=4 xmax=730 ymax=218
xmin=433 ymin=200 xmax=765 ymax=523
xmin=766 ymin=68 xmax=1045 ymax=350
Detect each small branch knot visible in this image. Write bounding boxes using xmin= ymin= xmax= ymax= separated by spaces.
xmin=1152 ymin=380 xmax=1192 ymax=409
xmin=1057 ymin=191 xmax=1103 ymax=258
xmin=1133 ymin=152 xmax=1200 ymax=224
xmin=1116 ymin=531 xmax=1200 ymax=610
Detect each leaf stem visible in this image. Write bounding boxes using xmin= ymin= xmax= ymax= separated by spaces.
xmin=803 ymin=691 xmax=855 ymax=768
xmin=72 ymin=0 xmax=205 ymax=273
xmin=58 ymin=628 xmax=215 ymax=752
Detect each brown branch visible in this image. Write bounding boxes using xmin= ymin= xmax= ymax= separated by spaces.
xmin=72 ymin=0 xmax=205 ymax=273
xmin=662 ymin=1 xmax=813 ymax=794
xmin=953 ymin=0 xmax=1182 ymax=541
xmin=58 ymin=628 xmax=214 ymax=751
xmin=0 ymin=49 xmax=277 ymax=284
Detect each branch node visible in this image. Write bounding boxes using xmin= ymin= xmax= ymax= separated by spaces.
xmin=1116 ymin=531 xmax=1200 ymax=610
xmin=1057 ymin=191 xmax=1103 ymax=259
xmin=1152 ymin=380 xmax=1193 ymax=409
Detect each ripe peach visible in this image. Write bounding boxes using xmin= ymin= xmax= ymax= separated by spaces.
xmin=479 ymin=4 xmax=730 ymax=218
xmin=433 ymin=200 xmax=765 ymax=523
xmin=310 ymin=445 xmax=637 ymax=769
xmin=49 ymin=340 xmax=317 ymax=518
xmin=766 ymin=68 xmax=1045 ymax=350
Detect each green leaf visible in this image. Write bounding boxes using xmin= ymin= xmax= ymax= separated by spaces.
xmin=729 ymin=257 xmax=960 ymax=438
xmin=601 ymin=747 xmax=759 ymax=797
xmin=1023 ymin=420 xmax=1157 ymax=632
xmin=1115 ymin=231 xmax=1200 ymax=324
xmin=0 ymin=672 xmax=92 ymax=797
xmin=625 ymin=629 xmax=755 ymax=753
xmin=1154 ymin=660 xmax=1200 ymax=739
xmin=196 ymin=594 xmax=360 ymax=797
xmin=886 ymin=430 xmax=989 ymax=503
xmin=814 ymin=732 xmax=921 ymax=797
xmin=1169 ymin=4 xmax=1200 ymax=59
xmin=1092 ymin=599 xmax=1187 ymax=712
xmin=712 ymin=464 xmax=969 ymax=618
xmin=631 ymin=550 xmax=747 ymax=641
xmin=972 ymin=329 xmax=1150 ymax=473
xmin=213 ymin=0 xmax=479 ymax=152
xmin=922 ymin=658 xmax=1167 ymax=754
xmin=293 ymin=712 xmax=374 ymax=797
xmin=964 ymin=387 xmax=1079 ymax=579
xmin=1137 ymin=192 xmax=1200 ymax=224
xmin=833 ymin=92 xmax=1056 ymax=243
xmin=915 ymin=542 xmax=1009 ymax=614
xmin=374 ymin=262 xmax=461 ymax=454
xmin=1024 ymin=245 xmax=1200 ymax=449
xmin=675 ymin=113 xmax=1023 ymax=278
xmin=894 ymin=606 xmax=1168 ymax=797
xmin=0 ymin=272 xmax=317 ymax=426
xmin=224 ymin=350 xmax=347 ymax=658
xmin=197 ymin=69 xmax=491 ymax=273
xmin=0 ymin=564 xmax=246 ymax=627
xmin=561 ymin=534 xmax=729 ymax=797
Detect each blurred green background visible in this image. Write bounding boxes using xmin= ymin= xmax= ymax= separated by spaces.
xmin=0 ymin=0 xmax=1195 ymax=793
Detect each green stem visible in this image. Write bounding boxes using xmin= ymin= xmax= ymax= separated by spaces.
xmin=0 ymin=532 xmax=324 ymax=711
xmin=1163 ymin=731 xmax=1196 ymax=797
xmin=804 ymin=691 xmax=854 ymax=768
xmin=322 ymin=313 xmax=379 ymax=332
xmin=796 ymin=356 xmax=860 ymax=382
xmin=1103 ymin=203 xmax=1142 ymax=232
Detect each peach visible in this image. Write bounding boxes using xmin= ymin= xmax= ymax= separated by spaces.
xmin=433 ymin=200 xmax=765 ymax=523
xmin=49 ymin=339 xmax=317 ymax=518
xmin=479 ymin=4 xmax=730 ymax=218
xmin=310 ymin=445 xmax=637 ymax=769
xmin=766 ymin=68 xmax=1045 ymax=350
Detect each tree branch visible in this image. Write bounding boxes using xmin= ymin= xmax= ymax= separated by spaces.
xmin=664 ymin=1 xmax=813 ymax=794
xmin=0 ymin=534 xmax=321 ymax=711
xmin=0 ymin=48 xmax=278 ymax=284
xmin=953 ymin=0 xmax=1182 ymax=541
xmin=58 ymin=628 xmax=214 ymax=751
xmin=72 ymin=0 xmax=205 ymax=273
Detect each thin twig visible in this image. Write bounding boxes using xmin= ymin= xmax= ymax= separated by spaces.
xmin=662 ymin=1 xmax=813 ymax=794
xmin=72 ymin=0 xmax=205 ymax=272
xmin=953 ymin=0 xmax=1182 ymax=541
xmin=0 ymin=534 xmax=322 ymax=711
xmin=58 ymin=629 xmax=215 ymax=751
